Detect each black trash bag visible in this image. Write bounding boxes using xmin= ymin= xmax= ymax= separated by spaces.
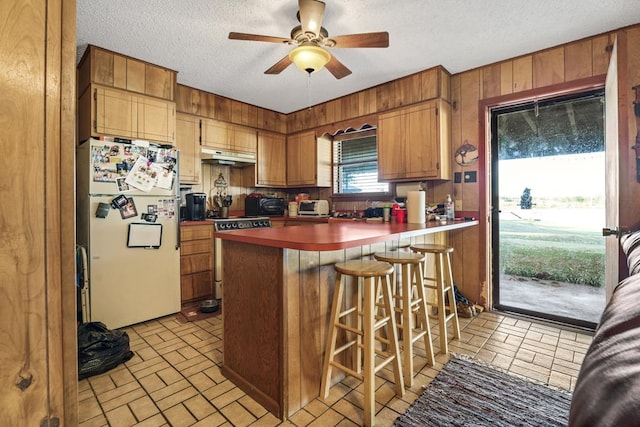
xmin=78 ymin=321 xmax=134 ymax=379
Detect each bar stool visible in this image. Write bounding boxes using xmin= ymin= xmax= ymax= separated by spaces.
xmin=410 ymin=244 xmax=461 ymax=355
xmin=320 ymin=259 xmax=404 ymax=427
xmin=373 ymin=251 xmax=434 ymax=387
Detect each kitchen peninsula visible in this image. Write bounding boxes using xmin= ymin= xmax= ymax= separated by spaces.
xmin=216 ymin=219 xmax=478 ymax=420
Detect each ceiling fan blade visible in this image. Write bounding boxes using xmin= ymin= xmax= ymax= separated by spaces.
xmin=229 ymin=32 xmax=292 ymax=44
xmin=328 ymin=32 xmax=389 ymax=48
xmin=298 ymin=0 xmax=325 ymax=37
xmin=264 ymin=55 xmax=293 ymax=75
xmin=325 ymin=55 xmax=352 ymax=79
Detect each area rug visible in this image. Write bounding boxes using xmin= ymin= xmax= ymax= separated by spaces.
xmin=394 ymin=356 xmax=572 ymax=427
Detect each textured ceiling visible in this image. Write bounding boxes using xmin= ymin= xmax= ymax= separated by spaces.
xmin=77 ymin=1 xmax=640 ymax=114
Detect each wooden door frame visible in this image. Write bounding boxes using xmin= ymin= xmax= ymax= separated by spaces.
xmin=477 ymin=75 xmax=606 ymax=310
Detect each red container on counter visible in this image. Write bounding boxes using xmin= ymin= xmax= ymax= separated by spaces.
xmin=396 ymin=209 xmax=406 ymax=223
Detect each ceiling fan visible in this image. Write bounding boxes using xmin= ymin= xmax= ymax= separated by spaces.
xmin=228 ymin=0 xmax=389 ymax=79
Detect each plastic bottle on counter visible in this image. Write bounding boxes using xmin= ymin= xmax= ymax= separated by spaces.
xmin=445 ymin=194 xmax=455 ymax=220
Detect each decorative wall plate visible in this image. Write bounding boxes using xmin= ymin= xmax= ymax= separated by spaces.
xmin=455 ymin=140 xmax=479 ymax=166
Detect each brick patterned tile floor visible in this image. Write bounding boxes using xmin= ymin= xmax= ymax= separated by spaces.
xmin=78 ymin=311 xmax=591 ymax=426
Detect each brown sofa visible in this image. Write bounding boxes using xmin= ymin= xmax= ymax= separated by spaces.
xmin=569 ymin=232 xmax=640 ymax=426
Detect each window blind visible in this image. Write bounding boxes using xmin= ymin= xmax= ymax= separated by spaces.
xmin=333 ymin=134 xmax=389 ymax=194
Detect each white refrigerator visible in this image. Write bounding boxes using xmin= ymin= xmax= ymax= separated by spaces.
xmin=77 ymin=138 xmax=181 ymax=329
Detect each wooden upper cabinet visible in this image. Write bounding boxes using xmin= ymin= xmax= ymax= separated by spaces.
xmin=201 ymin=118 xmax=257 ymax=154
xmin=93 ymin=85 xmax=137 ymax=139
xmin=126 ymin=57 xmax=146 ymax=93
xmin=78 ymin=84 xmax=176 ymax=144
xmin=77 ymin=45 xmax=176 ymax=101
xmin=232 ymin=125 xmax=257 ymax=154
xmin=257 ymin=131 xmax=286 ymax=187
xmin=137 ymin=94 xmax=176 ymax=144
xmin=201 ymin=118 xmax=231 ymax=150
xmin=175 ymin=113 xmax=201 ymax=184
xmin=377 ymin=108 xmax=405 ymax=181
xmin=406 ymin=103 xmax=439 ymax=179
xmin=287 ymin=131 xmax=331 ymax=187
xmin=378 ymin=99 xmax=451 ymax=181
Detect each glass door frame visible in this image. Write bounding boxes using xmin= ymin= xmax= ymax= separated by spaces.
xmin=489 ymin=89 xmax=605 ymax=330
xmin=476 ymin=76 xmax=606 ymax=328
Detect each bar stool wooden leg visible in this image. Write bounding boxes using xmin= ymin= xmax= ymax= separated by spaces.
xmin=380 ymin=273 xmax=404 ymax=398
xmin=355 ymin=275 xmax=363 ymax=375
xmin=320 ymin=260 xmax=404 ymax=427
xmin=363 ymin=276 xmax=374 ymax=427
xmin=410 ymin=244 xmax=460 ymax=356
xmin=435 ymin=253 xmax=449 ymax=354
xmin=321 ymin=271 xmax=345 ymax=399
xmin=444 ymin=252 xmax=461 ymax=341
xmin=374 ymin=251 xmax=434 ymax=387
xmin=411 ymin=260 xmax=435 ymax=368
xmin=400 ymin=263 xmax=417 ymax=386
xmin=436 ymin=251 xmax=461 ymax=354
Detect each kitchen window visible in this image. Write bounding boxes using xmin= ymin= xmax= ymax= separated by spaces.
xmin=332 ymin=129 xmax=389 ymax=195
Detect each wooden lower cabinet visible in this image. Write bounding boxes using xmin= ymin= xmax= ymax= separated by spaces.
xmin=180 ymin=224 xmax=214 ymax=304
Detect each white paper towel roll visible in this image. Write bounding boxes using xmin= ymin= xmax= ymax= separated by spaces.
xmin=407 ymin=190 xmax=426 ymax=224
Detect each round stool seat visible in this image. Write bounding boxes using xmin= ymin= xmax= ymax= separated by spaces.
xmin=334 ymin=259 xmax=393 ymax=277
xmin=410 ymin=243 xmax=454 ymax=254
xmin=373 ymin=251 xmax=425 ymax=264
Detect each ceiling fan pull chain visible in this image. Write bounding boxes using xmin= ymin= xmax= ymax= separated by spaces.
xmin=307 ymin=72 xmax=312 ymax=109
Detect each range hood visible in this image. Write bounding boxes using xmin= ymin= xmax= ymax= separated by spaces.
xmin=201 ymin=147 xmax=256 ymax=167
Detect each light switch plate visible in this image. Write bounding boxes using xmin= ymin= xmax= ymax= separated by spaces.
xmin=464 ymin=171 xmax=477 ymax=183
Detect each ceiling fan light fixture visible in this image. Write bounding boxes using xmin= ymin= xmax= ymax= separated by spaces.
xmin=288 ymin=45 xmax=331 ymax=74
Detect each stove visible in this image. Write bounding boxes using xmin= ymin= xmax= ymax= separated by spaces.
xmin=211 ymin=216 xmax=271 ymax=300
xmin=212 ymin=216 xmax=271 ymax=232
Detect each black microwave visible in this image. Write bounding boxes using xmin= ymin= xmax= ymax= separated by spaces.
xmin=245 ymin=197 xmax=285 ymax=217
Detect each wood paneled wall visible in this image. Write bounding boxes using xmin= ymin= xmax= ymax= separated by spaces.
xmin=176 ymin=84 xmax=287 ymax=133
xmin=444 ymin=28 xmax=640 ymax=305
xmin=0 ymin=0 xmax=77 ymax=424
xmin=287 ymin=66 xmax=451 ymax=133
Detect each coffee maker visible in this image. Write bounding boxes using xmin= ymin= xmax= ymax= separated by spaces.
xmin=185 ymin=193 xmax=207 ymax=221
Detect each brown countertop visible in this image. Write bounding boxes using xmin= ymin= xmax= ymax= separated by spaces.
xmin=215 ymin=219 xmax=478 ymax=251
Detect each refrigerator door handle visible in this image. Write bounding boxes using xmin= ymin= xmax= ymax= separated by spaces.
xmin=176 ymin=217 xmax=181 ymax=250
xmin=175 ymin=150 xmax=181 ymax=251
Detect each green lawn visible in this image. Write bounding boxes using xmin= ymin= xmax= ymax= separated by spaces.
xmin=499 ymin=220 xmax=605 ymax=287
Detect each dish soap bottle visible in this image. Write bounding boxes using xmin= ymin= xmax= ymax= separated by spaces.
xmin=445 ymin=194 xmax=454 ymax=220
